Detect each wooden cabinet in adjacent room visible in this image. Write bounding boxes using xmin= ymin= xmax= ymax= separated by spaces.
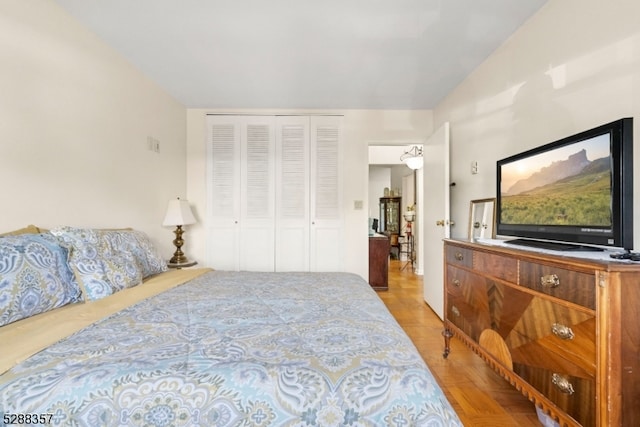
xmin=379 ymin=196 xmax=401 ymax=236
xmin=443 ymin=239 xmax=640 ymax=427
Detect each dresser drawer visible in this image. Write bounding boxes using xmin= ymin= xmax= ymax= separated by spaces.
xmin=445 ymin=266 xmax=491 ymax=342
xmin=473 ymin=251 xmax=518 ymax=282
xmin=519 ymin=261 xmax=596 ymax=309
xmin=514 ymin=364 xmax=595 ymax=427
xmin=504 ymin=293 xmax=596 ymax=378
xmin=445 ymin=245 xmax=473 ymax=267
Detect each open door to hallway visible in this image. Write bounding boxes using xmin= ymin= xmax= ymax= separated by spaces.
xmin=420 ymin=122 xmax=450 ymax=320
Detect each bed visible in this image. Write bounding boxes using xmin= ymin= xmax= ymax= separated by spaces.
xmin=0 ymin=226 xmax=462 ymax=426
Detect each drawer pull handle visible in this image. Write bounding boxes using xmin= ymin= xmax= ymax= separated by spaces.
xmin=455 ymin=252 xmax=464 ymax=261
xmin=451 ymin=306 xmax=460 ymax=317
xmin=540 ymin=274 xmax=560 ymax=288
xmin=552 ymin=373 xmax=575 ymax=395
xmin=552 ymin=323 xmax=575 ymax=340
xmin=453 ymin=279 xmax=461 ymax=287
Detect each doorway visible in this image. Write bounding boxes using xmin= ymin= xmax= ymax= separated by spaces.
xmin=368 ymin=144 xmax=424 ymax=279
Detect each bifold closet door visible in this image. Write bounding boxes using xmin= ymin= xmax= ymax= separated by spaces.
xmin=207 ymin=114 xmax=342 ymax=272
xmin=310 ymin=116 xmax=343 ymax=271
xmin=206 ymin=115 xmax=276 ymax=271
xmin=275 ymin=116 xmax=310 ymax=272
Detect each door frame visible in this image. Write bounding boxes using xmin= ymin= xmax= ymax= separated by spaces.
xmin=367 ymin=142 xmax=425 ymax=276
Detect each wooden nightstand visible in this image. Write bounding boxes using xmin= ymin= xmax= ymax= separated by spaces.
xmin=167 ymin=260 xmax=198 ymax=269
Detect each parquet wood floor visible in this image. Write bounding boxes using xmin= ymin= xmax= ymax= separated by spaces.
xmin=377 ymin=259 xmax=541 ymax=426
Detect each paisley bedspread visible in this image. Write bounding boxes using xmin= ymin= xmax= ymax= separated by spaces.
xmin=0 ymin=271 xmax=462 ymax=426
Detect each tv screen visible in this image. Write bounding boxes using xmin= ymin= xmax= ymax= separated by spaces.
xmin=496 ymin=118 xmax=633 ymax=251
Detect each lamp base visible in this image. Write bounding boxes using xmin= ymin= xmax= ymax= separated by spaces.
xmin=169 ymin=225 xmax=191 ymax=265
xmin=167 ymin=260 xmax=197 ymax=269
xmin=169 ymin=254 xmax=191 ymax=264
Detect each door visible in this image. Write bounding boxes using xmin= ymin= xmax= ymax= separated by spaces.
xmin=422 ymin=122 xmax=450 ymax=320
xmin=207 ymin=114 xmax=343 ymax=272
xmin=239 ymin=118 xmax=276 ymax=271
xmin=206 ymin=116 xmax=241 ymax=270
xmin=206 ymin=115 xmax=276 ymax=271
xmin=310 ymin=115 xmax=343 ymax=271
xmin=275 ymin=116 xmax=310 ymax=271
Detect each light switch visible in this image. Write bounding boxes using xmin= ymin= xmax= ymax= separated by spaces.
xmin=471 ymin=161 xmax=478 ymax=175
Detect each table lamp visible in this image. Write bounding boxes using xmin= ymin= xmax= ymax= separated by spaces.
xmin=162 ymin=197 xmax=196 ymax=265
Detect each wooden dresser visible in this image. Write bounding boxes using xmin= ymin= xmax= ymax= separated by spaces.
xmin=369 ymin=234 xmax=390 ymax=290
xmin=443 ymin=239 xmax=640 ymax=427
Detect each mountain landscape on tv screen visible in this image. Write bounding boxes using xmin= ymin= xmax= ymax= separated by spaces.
xmin=501 ymin=149 xmax=612 ymax=226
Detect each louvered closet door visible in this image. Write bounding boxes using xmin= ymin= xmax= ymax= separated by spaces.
xmin=206 ymin=115 xmax=276 ymax=271
xmin=239 ymin=118 xmax=276 ymax=271
xmin=207 ymin=115 xmax=241 ymax=270
xmin=310 ymin=116 xmax=343 ymax=271
xmin=275 ymin=116 xmax=310 ymax=271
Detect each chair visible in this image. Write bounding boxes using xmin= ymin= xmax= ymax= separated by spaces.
xmin=389 ymin=233 xmax=400 ymax=259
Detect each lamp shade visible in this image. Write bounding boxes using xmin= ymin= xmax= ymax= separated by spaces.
xmin=162 ymin=198 xmax=196 ymax=226
xmin=404 ymin=156 xmax=423 ymax=170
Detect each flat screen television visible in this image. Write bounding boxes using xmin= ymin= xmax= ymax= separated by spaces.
xmin=496 ymin=118 xmax=634 ymax=251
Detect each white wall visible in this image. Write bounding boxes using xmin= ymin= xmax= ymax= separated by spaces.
xmin=368 ymin=166 xmax=391 ymax=220
xmin=0 ymin=0 xmax=187 ymax=257
xmin=186 ymin=109 xmax=432 ymax=278
xmin=435 ymin=0 xmax=640 ymax=248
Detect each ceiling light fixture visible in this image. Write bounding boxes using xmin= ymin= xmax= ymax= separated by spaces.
xmin=400 ymin=146 xmax=423 ymax=170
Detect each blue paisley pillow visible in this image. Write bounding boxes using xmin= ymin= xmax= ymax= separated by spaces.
xmin=98 ymin=229 xmax=167 ymax=278
xmin=0 ymin=234 xmax=82 ymax=327
xmin=50 ymin=227 xmax=140 ymax=301
xmin=50 ymin=227 xmax=166 ymax=301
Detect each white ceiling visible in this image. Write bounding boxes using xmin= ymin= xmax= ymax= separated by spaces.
xmin=54 ymin=0 xmax=548 ymax=110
